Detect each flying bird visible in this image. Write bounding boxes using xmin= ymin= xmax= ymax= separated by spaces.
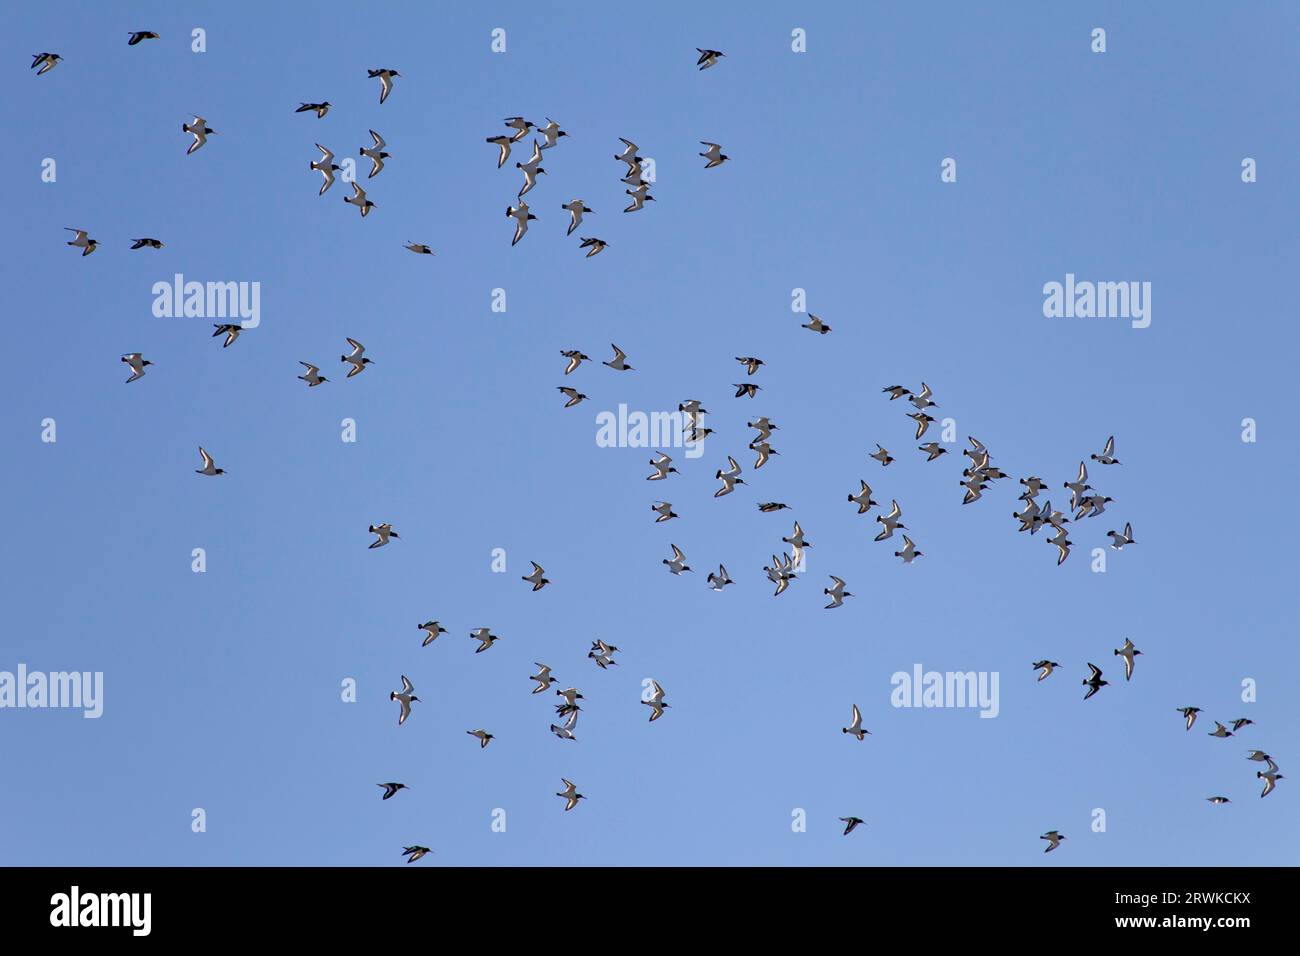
xmin=842 ymin=704 xmax=869 ymax=740
xmin=183 ymin=115 xmax=214 ymax=155
xmin=1082 ymin=663 xmax=1107 ymax=700
xmin=663 ymin=544 xmax=691 ymax=575
xmin=31 ymin=53 xmax=61 ymax=75
xmin=469 ymin=628 xmax=498 ymax=653
xmin=418 ymin=621 xmax=446 ymax=646
xmin=707 ymin=564 xmax=733 ymax=591
xmin=848 ymin=480 xmax=878 ymax=514
xmin=507 ymin=202 xmax=536 ymax=245
xmin=344 ymin=182 xmax=375 ymax=217
xmin=1041 ymin=831 xmax=1066 ymax=853
xmin=1032 ymin=660 xmax=1060 ymax=682
xmin=342 ymin=337 xmax=373 ymax=376
xmin=368 ymin=523 xmax=399 ymax=548
xmin=368 ymin=68 xmax=399 ymax=104
xmin=1113 ymin=638 xmax=1142 ymax=681
xmin=894 ymin=535 xmax=922 ymax=564
xmin=360 ymin=130 xmax=390 ymax=178
xmin=757 ymin=502 xmax=790 ymax=513
xmin=556 ymin=778 xmax=585 ymax=811
xmin=560 ymin=349 xmax=589 ymax=374
xmin=539 ymin=117 xmax=568 ymax=149
xmin=562 ymin=199 xmax=592 ymax=235
xmin=467 ymin=729 xmax=494 ymax=749
xmin=801 ymin=314 xmax=831 ymax=334
xmin=909 ymin=382 xmax=938 ymax=410
xmin=870 ymin=444 xmax=894 ymax=466
xmin=699 ymin=141 xmax=729 ymax=168
xmin=64 ymin=228 xmax=98 ymax=256
xmin=195 ymin=447 xmax=225 ymax=476
xmin=919 ymin=442 xmax=947 ymax=461
xmin=297 ymin=362 xmax=327 ymax=387
xmin=404 ymin=242 xmax=434 ymax=255
xmin=840 ymin=817 xmax=865 ymax=836
xmin=643 ymin=680 xmax=670 ymax=721
xmin=1208 ymin=721 xmax=1234 ymax=738
xmin=295 ymin=101 xmax=331 ymax=118
xmin=378 ymin=783 xmax=407 ymax=800
xmin=579 ymin=237 xmax=607 ymax=258
xmin=522 ymin=561 xmax=550 ymax=591
xmin=400 ymin=845 xmax=431 ymax=863
xmin=1231 ymin=718 xmax=1255 ymax=732
xmin=882 ymin=385 xmax=910 ymax=401
xmin=486 ymin=135 xmax=513 ymax=168
xmin=908 ymin=412 xmax=936 ymax=440
xmin=1177 ymin=707 xmax=1202 ymax=731
xmin=603 ymin=344 xmax=633 ymax=370
xmin=129 ymin=238 xmax=163 ymax=250
xmin=121 ymin=353 xmax=152 ymax=383
xmin=503 ymin=116 xmax=535 ymax=142
xmin=549 ymin=708 xmax=579 ymax=741
xmin=874 ymin=500 xmax=904 ymax=541
xmin=824 ymin=575 xmax=851 ymax=609
xmin=390 ymin=675 xmax=418 ymax=725
xmin=1091 ymin=436 xmax=1120 ymax=465
xmin=128 ymin=31 xmax=160 ymax=45
xmin=588 ymin=639 xmax=619 ymax=670
xmin=530 ymin=663 xmax=556 ymax=694
xmin=696 ymin=48 xmax=726 ymax=69
xmin=1107 ymin=522 xmax=1136 ymax=550
xmin=624 ymin=184 xmax=655 ymax=212
xmin=714 ymin=456 xmax=745 ymax=497
xmin=311 ymin=144 xmax=341 ymax=195
xmin=212 ymin=323 xmax=242 ymax=347
xmin=557 ymin=386 xmax=587 ymax=408
xmin=646 ymin=452 xmax=677 ymax=480
xmin=652 ymin=501 xmax=678 ymax=523
xmin=1258 ymin=768 xmax=1283 ymax=798
xmin=1206 ymin=796 xmax=1230 ymax=805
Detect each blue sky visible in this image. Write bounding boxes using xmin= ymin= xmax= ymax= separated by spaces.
xmin=2 ymin=1 xmax=1297 ymax=866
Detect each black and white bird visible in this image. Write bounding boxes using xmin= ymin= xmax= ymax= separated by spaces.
xmin=801 ymin=314 xmax=831 ymax=334
xmin=874 ymin=500 xmax=904 ymax=541
xmin=840 ymin=817 xmax=865 ymax=836
xmin=129 ymin=238 xmax=164 ymax=250
xmin=848 ymin=480 xmax=878 ymax=514
xmin=212 ymin=323 xmax=243 ymax=348
xmin=870 ymin=444 xmax=894 ymax=466
xmin=522 ymin=561 xmax=550 ymax=591
xmin=1107 ymin=523 xmax=1136 ymax=550
xmin=1113 ymin=638 xmax=1142 ymax=681
xmin=1208 ymin=721 xmax=1234 ymax=738
xmin=643 ymin=680 xmax=670 ymax=721
xmin=1048 ymin=528 xmax=1073 ymax=566
xmin=556 ymin=778 xmax=585 ymax=811
xmin=503 ymin=116 xmax=535 ymax=142
xmin=404 ymin=242 xmax=434 ymax=255
xmin=882 ymin=385 xmax=910 ymax=401
xmin=378 ymin=782 xmax=408 ymax=800
xmin=578 ymin=237 xmax=607 ymax=258
xmin=1231 ymin=718 xmax=1255 ymax=732
xmin=733 ymin=382 xmax=761 ymax=399
xmin=652 ymin=501 xmax=678 ymax=523
xmin=368 ymin=523 xmax=398 ymax=548
xmin=342 ymin=337 xmax=373 ymax=377
xmin=121 ymin=353 xmax=152 ymax=383
xmin=909 ymin=382 xmax=937 ymax=410
xmin=707 ymin=564 xmax=733 ymax=591
xmin=699 ymin=141 xmax=729 ymax=168
xmin=530 ymin=663 xmax=556 ymax=694
xmin=470 ymin=628 xmax=499 ymax=653
xmin=183 ymin=115 xmax=214 ymax=155
xmin=919 ymin=442 xmax=947 ymax=462
xmin=557 ymin=386 xmax=587 ymax=408
xmin=894 ymin=535 xmax=922 ymax=564
xmin=128 ymin=32 xmax=161 ymax=46
xmin=467 ymin=729 xmax=495 ymax=749
xmin=714 ymin=456 xmax=745 ymax=497
xmin=603 ymin=344 xmax=632 ymax=370
xmin=751 ymin=441 xmax=778 ymax=469
xmin=418 ymin=621 xmax=447 ymax=646
xmin=555 ymin=687 xmax=583 ymax=715
xmin=1032 ymin=660 xmax=1060 ymax=682
xmin=507 ymin=201 xmax=536 ymax=245
xmin=1041 ymin=831 xmax=1066 ymax=853
xmin=624 ymin=183 xmax=655 ymax=212
xmin=1091 ymin=436 xmax=1120 ymax=465
xmin=908 ymin=412 xmax=936 ymax=441
xmin=663 ymin=544 xmax=691 ymax=575
xmin=1246 ymin=750 xmax=1272 ymax=762
xmin=400 ymin=845 xmax=430 ymax=863
xmin=390 ymin=675 xmax=418 ymax=726
xmin=360 ymin=129 xmax=390 ymax=178
xmin=344 ymin=182 xmax=375 ymax=217
xmin=1177 ymin=706 xmax=1202 ymax=731
xmin=1074 ymin=494 xmax=1114 ymax=519
xmin=783 ymin=521 xmax=810 ymax=552
xmin=1082 ymin=663 xmax=1107 ymax=700
xmin=64 ymin=228 xmax=98 ymax=256
xmin=842 ymin=704 xmax=870 ymax=740
xmin=538 ymin=117 xmax=568 ymax=149
xmin=824 ymin=575 xmax=851 ymax=609
xmin=368 ymin=68 xmax=400 ymax=104
xmin=696 ymin=48 xmax=726 ymax=69
xmin=1064 ymin=462 xmax=1092 ymax=512
xmin=560 ymin=349 xmax=589 ymax=374
xmin=295 ymin=101 xmax=331 ymax=118
xmin=486 ymin=135 xmax=513 ymax=168
xmin=311 ymin=144 xmax=340 ymax=195
xmin=734 ymin=357 xmax=765 ymax=377
xmin=297 ymin=361 xmax=327 ymax=387
xmin=1258 ymin=767 xmax=1283 ymax=798
xmin=562 ymin=199 xmax=592 ymax=235
xmin=757 ymin=502 xmax=790 ymax=513
xmin=647 ymin=452 xmax=677 ymax=480
xmin=195 ymin=447 xmax=225 ymax=476
xmin=588 ymin=639 xmax=619 ymax=670
xmin=549 ymin=709 xmax=579 ymax=741
xmin=615 ymin=137 xmax=640 ymax=170
xmin=31 ymin=53 xmax=61 ymax=75
xmin=748 ymin=416 xmax=778 ymax=442
xmin=1206 ymin=796 xmax=1230 ymax=805
xmin=515 ymin=140 xmax=545 ymax=196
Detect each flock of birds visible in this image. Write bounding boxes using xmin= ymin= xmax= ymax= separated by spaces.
xmin=32 ymin=32 xmax=1281 ymax=864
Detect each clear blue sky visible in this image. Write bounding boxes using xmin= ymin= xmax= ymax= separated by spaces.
xmin=2 ymin=1 xmax=1297 ymax=866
